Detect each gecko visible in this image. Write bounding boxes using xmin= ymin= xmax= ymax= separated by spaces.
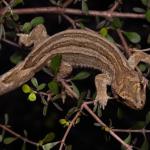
xmin=0 ymin=24 xmax=150 ymax=109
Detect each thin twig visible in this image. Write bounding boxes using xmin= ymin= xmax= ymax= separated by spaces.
xmin=109 ymin=0 xmax=122 ymax=13
xmin=113 ymin=128 xmax=150 ymax=133
xmin=1 ymin=38 xmax=21 ymax=49
xmin=1 ymin=0 xmax=12 ymax=15
xmin=0 ymin=124 xmax=39 ymax=146
xmin=62 ymin=0 xmax=74 ymax=8
xmin=62 ymin=14 xmax=96 ymax=32
xmin=134 ymin=48 xmax=150 ymax=52
xmin=0 ymin=7 xmax=145 ymax=19
xmin=82 ymin=103 xmax=133 ymax=150
xmin=59 ymin=79 xmax=79 ymax=99
xmin=59 ymin=110 xmax=81 ymax=150
xmin=116 ymin=29 xmax=131 ymax=57
xmin=62 ymin=14 xmax=77 ymax=28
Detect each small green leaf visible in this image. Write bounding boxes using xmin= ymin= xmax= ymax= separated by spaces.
xmin=23 ymin=130 xmax=28 ymax=137
xmin=97 ymin=105 xmax=102 ymax=117
xmin=78 ymin=23 xmax=85 ymax=29
xmin=3 ymin=137 xmax=17 ymax=144
xmin=66 ymin=107 xmax=78 ymax=118
xmin=111 ymin=18 xmax=123 ymax=29
xmin=6 ymin=19 xmax=17 ymax=29
xmin=70 ymin=82 xmax=80 ymax=98
xmin=141 ymin=0 xmax=150 ymax=7
xmin=106 ymin=34 xmax=115 ymax=43
xmin=0 ymin=24 xmax=4 ymax=39
xmin=42 ymin=132 xmax=55 ymax=144
xmin=31 ymin=16 xmax=45 ymax=27
xmin=28 ymin=92 xmax=37 ymax=101
xmin=37 ymin=83 xmax=46 ymax=91
xmin=138 ymin=63 xmax=147 ymax=72
xmin=11 ymin=0 xmax=24 ymax=7
xmin=141 ymin=138 xmax=149 ymax=150
xmin=99 ymin=27 xmax=108 ymax=37
xmin=93 ymin=103 xmax=98 ymax=112
xmin=65 ymin=145 xmax=72 ymax=150
xmin=133 ymin=7 xmax=145 ymax=13
xmin=141 ymin=0 xmax=148 ymax=6
xmin=4 ymin=113 xmax=9 ymax=125
xmin=0 ymin=135 xmax=3 ymax=142
xmin=12 ymin=14 xmax=19 ymax=21
xmin=59 ymin=119 xmax=67 ymax=125
xmin=22 ymin=22 xmax=32 ymax=33
xmin=21 ymin=142 xmax=26 ymax=150
xmin=10 ymin=52 xmax=23 ymax=64
xmin=43 ymin=104 xmax=48 ymax=116
xmin=22 ymin=84 xmax=32 ymax=93
xmin=31 ymin=77 xmax=38 ymax=88
xmin=117 ymin=108 xmax=125 ymax=120
xmin=121 ymin=134 xmax=131 ymax=150
xmin=124 ymin=134 xmax=131 ymax=144
xmin=132 ymin=121 xmax=145 ymax=129
xmin=71 ymin=71 xmax=90 ymax=80
xmin=124 ymin=32 xmax=141 ymax=43
xmin=59 ymin=119 xmax=70 ymax=127
xmin=75 ymin=118 xmax=80 ymax=124
xmin=42 ymin=142 xmax=59 ymax=150
xmin=146 ymin=9 xmax=150 ymax=22
xmin=82 ymin=0 xmax=89 ymax=15
xmin=49 ymin=0 xmax=57 ymax=5
xmin=48 ymin=80 xmax=59 ymax=95
xmin=49 ymin=55 xmax=62 ymax=75
xmin=145 ymin=111 xmax=150 ymax=126
xmin=41 ymin=96 xmax=48 ymax=105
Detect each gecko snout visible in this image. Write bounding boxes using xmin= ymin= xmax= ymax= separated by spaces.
xmin=117 ymin=78 xmax=146 ymax=109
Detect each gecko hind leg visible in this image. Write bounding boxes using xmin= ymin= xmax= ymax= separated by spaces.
xmin=128 ymin=51 xmax=150 ymax=88
xmin=56 ymin=62 xmax=79 ymax=98
xmin=57 ymin=61 xmax=73 ymax=79
xmin=95 ymin=74 xmax=112 ymax=109
xmin=128 ymin=51 xmax=150 ymax=69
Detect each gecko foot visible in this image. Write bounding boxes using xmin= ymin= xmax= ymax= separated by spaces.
xmin=94 ymin=95 xmax=111 ymax=109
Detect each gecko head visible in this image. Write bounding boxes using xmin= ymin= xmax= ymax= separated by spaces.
xmin=115 ymin=74 xmax=146 ymax=110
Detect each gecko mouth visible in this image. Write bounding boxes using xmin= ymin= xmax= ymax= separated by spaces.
xmin=118 ymin=97 xmax=144 ymax=110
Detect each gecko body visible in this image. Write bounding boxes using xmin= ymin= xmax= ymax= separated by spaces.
xmin=0 ymin=25 xmax=149 ymax=109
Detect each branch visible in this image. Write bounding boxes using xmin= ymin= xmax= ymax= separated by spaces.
xmin=59 ymin=79 xmax=79 ymax=99
xmin=59 ymin=110 xmax=81 ymax=150
xmin=108 ymin=0 xmax=122 ymax=14
xmin=116 ymin=29 xmax=131 ymax=57
xmin=1 ymin=38 xmax=21 ymax=49
xmin=82 ymin=103 xmax=133 ymax=150
xmin=0 ymin=7 xmax=145 ymax=19
xmin=113 ymin=128 xmax=150 ymax=133
xmin=0 ymin=124 xmax=39 ymax=147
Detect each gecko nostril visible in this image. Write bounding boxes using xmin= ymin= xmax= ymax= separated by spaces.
xmin=140 ymin=101 xmax=143 ymax=104
xmin=139 ymin=100 xmax=144 ymax=106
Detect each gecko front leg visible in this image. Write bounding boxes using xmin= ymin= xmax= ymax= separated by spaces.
xmin=95 ymin=74 xmax=112 ymax=109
